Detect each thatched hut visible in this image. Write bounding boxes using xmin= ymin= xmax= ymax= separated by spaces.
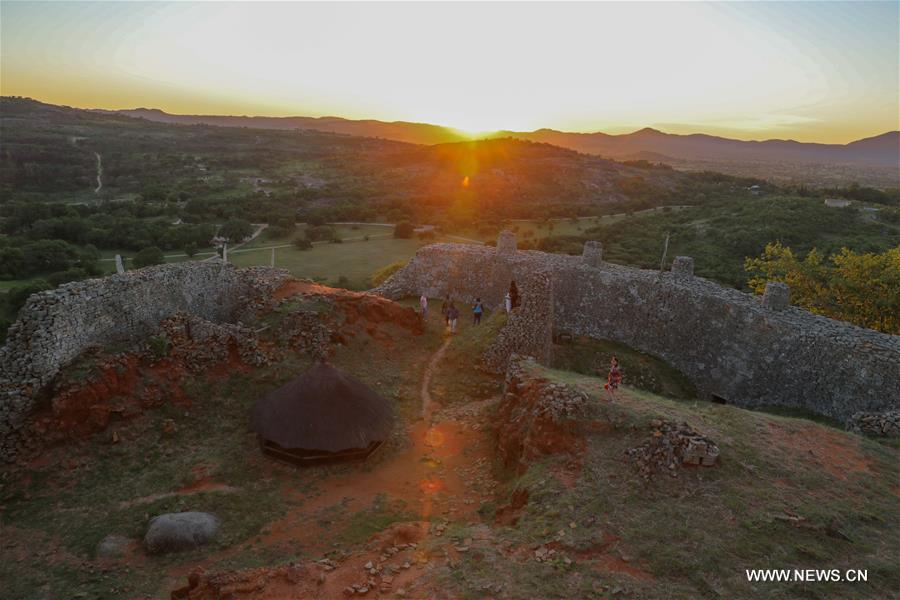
xmin=251 ymin=362 xmax=394 ymax=465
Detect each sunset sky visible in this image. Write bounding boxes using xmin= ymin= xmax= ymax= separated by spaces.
xmin=2 ymin=1 xmax=898 ymax=143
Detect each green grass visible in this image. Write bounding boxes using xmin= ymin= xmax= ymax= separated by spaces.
xmin=477 ymin=364 xmax=900 ymax=599
xmin=228 ymin=236 xmax=428 ymax=290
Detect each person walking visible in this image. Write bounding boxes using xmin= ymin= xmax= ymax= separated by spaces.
xmin=441 ymin=295 xmax=451 ymax=326
xmin=603 ymin=355 xmax=622 ymax=401
xmin=509 ymin=280 xmax=520 ymax=310
xmin=447 ymin=302 xmax=460 ymax=334
xmin=473 ymin=297 xmax=484 ymax=325
xmin=420 ymin=294 xmax=428 ymax=320
xmin=504 ymin=291 xmax=512 ymax=314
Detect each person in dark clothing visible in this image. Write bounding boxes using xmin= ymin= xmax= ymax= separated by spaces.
xmin=447 ymin=302 xmax=460 ymax=333
xmin=509 ymin=281 xmax=520 ymax=310
xmin=473 ymin=297 xmax=484 ymax=325
xmin=441 ymin=296 xmax=451 ymax=326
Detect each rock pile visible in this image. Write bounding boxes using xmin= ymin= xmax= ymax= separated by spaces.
xmin=625 ymin=420 xmax=719 ymax=480
xmin=160 ymin=313 xmax=269 ymax=371
xmin=496 ymin=356 xmax=588 ymax=471
xmin=235 ymin=266 xmax=292 ymax=318
xmin=277 ymin=310 xmax=333 ymax=360
xmin=846 ymin=410 xmax=900 ymax=437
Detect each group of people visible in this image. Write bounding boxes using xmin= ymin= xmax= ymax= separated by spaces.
xmin=418 ymin=284 xmax=624 ymax=398
xmin=417 ymin=281 xmax=522 ymax=335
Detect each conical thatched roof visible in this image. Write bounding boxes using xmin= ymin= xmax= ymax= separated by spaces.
xmin=251 ymin=362 xmax=394 ymax=453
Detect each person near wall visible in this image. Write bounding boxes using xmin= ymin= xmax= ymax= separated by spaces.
xmin=441 ymin=295 xmax=451 ymax=326
xmin=509 ymin=280 xmax=520 ymax=310
xmin=603 ymin=355 xmax=622 ymax=401
xmin=504 ymin=292 xmax=512 ymax=314
xmin=447 ymin=302 xmax=460 ymax=334
xmin=473 ymin=297 xmax=484 ymax=325
xmin=420 ymin=294 xmax=428 ymax=321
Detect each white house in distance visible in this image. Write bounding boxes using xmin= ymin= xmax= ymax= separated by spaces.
xmin=824 ymin=198 xmax=851 ymax=208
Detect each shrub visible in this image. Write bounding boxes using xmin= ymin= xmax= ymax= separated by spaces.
xmin=184 ymin=242 xmax=198 ymax=257
xmin=5 ymin=280 xmax=51 ymax=314
xmin=47 ymin=268 xmax=88 ymax=287
xmin=220 ymin=218 xmax=253 ymax=242
xmin=336 ymin=275 xmax=350 ymax=288
xmin=393 ymin=221 xmax=415 ymax=239
xmin=293 ymin=237 xmax=313 ymax=250
xmin=147 ymin=335 xmax=169 ymax=359
xmin=132 ymin=246 xmax=165 ymax=268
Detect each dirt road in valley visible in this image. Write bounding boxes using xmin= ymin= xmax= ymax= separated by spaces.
xmin=93 ymin=152 xmax=102 ymax=193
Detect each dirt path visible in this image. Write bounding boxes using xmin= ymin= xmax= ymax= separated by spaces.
xmin=420 ymin=337 xmax=452 ymax=419
xmin=93 ymin=152 xmax=102 ymax=193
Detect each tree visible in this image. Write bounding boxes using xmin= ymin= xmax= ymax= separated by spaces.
xmin=184 ymin=242 xmax=198 ymax=257
xmin=746 ymin=242 xmax=899 ymax=333
xmin=393 ymin=221 xmax=415 ymax=239
xmin=133 ymin=246 xmax=165 ymax=268
xmin=293 ymin=236 xmax=313 ymax=250
xmin=219 ymin=218 xmax=253 ymax=243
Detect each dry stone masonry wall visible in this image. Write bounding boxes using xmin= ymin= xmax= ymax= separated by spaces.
xmin=376 ymin=234 xmax=900 ymax=424
xmin=0 ymin=260 xmax=290 ymax=460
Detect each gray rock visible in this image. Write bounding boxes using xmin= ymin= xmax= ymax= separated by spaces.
xmin=96 ymin=534 xmax=131 ymax=559
xmin=144 ymin=511 xmax=219 ymax=554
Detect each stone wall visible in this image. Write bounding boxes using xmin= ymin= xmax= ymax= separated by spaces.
xmin=0 ymin=260 xmax=290 ymax=460
xmin=483 ymin=271 xmax=554 ymax=373
xmin=376 ymin=238 xmax=900 ymax=422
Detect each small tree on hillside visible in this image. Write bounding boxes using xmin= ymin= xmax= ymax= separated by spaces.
xmin=184 ymin=242 xmax=198 ymax=258
xmin=394 ymin=221 xmax=415 ymax=239
xmin=133 ymin=246 xmax=164 ymax=268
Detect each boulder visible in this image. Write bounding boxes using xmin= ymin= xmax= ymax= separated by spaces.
xmin=144 ymin=511 xmax=219 ymax=554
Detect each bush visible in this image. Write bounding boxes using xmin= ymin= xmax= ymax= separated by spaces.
xmin=393 ymin=221 xmax=415 ymax=239
xmin=147 ymin=335 xmax=169 ymax=359
xmin=293 ymin=237 xmax=313 ymax=250
xmin=5 ymin=280 xmax=51 ymax=315
xmin=370 ymin=260 xmax=406 ymax=287
xmin=335 ymin=275 xmax=350 ymax=288
xmin=133 ymin=246 xmax=165 ymax=268
xmin=47 ymin=268 xmax=88 ymax=287
xmin=184 ymin=242 xmax=198 ymax=257
xmin=220 ymin=218 xmax=253 ymax=242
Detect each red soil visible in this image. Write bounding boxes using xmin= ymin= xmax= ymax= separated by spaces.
xmin=764 ymin=421 xmax=872 ymax=480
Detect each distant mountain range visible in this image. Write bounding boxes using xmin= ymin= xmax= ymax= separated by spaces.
xmin=106 ymin=107 xmax=899 ymax=169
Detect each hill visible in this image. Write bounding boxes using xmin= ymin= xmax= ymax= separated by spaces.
xmin=102 ymin=104 xmax=899 ymax=187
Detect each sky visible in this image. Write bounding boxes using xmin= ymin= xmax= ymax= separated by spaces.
xmin=2 ymin=1 xmax=898 ymax=143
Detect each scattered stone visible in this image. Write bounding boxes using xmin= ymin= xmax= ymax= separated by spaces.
xmin=625 ymin=420 xmax=719 ymax=479
xmin=846 ymin=410 xmax=900 ymax=437
xmin=96 ymin=534 xmax=130 ymax=559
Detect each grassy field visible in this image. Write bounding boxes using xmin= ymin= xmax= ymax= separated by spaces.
xmin=228 ymin=235 xmax=427 ymax=289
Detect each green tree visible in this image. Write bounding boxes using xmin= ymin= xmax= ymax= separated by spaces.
xmin=293 ymin=236 xmax=313 ymax=250
xmin=133 ymin=246 xmax=165 ymax=268
xmin=746 ymin=243 xmax=899 ymax=333
xmin=220 ymin=218 xmax=253 ymax=243
xmin=393 ymin=221 xmax=415 ymax=239
xmin=184 ymin=242 xmax=198 ymax=258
